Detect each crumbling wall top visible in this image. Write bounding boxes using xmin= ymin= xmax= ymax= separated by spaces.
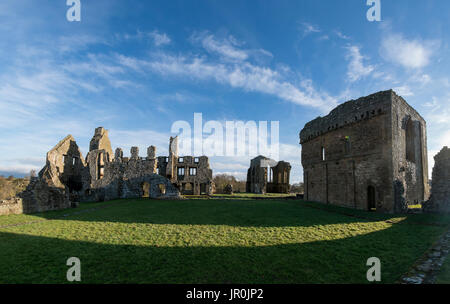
xmin=89 ymin=127 xmax=113 ymax=160
xmin=299 ymin=90 xmax=394 ymax=144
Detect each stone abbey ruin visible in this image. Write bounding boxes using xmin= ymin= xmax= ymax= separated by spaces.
xmin=300 ymin=89 xmax=448 ymax=213
xmin=1 ymin=89 xmax=449 ymax=216
xmin=0 ymin=127 xmax=213 ymax=215
xmin=246 ymin=156 xmax=291 ymax=194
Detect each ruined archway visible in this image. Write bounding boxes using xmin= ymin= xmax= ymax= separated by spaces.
xmin=142 ymin=182 xmax=150 ymax=198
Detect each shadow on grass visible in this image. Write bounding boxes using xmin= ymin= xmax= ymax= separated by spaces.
xmin=0 ymin=218 xmax=445 ymax=284
xmin=2 ymin=198 xmax=449 ymax=230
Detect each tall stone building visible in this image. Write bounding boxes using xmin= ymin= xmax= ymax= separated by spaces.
xmin=300 ymin=90 xmax=429 ymax=213
xmin=246 ymin=155 xmax=291 ymax=194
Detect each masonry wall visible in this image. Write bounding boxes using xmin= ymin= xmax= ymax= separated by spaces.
xmin=246 ymin=156 xmax=291 ymax=194
xmin=0 ymin=197 xmax=23 ymax=215
xmin=85 ymin=147 xmax=179 ymax=201
xmin=425 ymin=147 xmax=450 ymax=213
xmin=391 ymin=94 xmax=430 ymax=205
xmin=300 ymin=90 xmax=429 ymax=213
xmin=157 ymin=156 xmax=213 ymax=195
xmin=301 ymin=91 xmax=394 ymax=212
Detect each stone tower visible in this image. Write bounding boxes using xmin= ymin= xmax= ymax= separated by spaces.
xmin=89 ymin=127 xmax=113 ymax=161
xmin=300 ymin=90 xmax=429 ymax=213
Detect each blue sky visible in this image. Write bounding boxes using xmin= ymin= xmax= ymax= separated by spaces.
xmin=0 ymin=0 xmax=449 ymax=182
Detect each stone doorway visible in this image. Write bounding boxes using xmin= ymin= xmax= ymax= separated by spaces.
xmin=200 ymin=183 xmax=207 ymax=195
xmin=142 ymin=182 xmax=150 ymax=198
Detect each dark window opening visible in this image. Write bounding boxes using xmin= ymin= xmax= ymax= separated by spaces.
xmin=67 ymin=176 xmax=82 ymax=193
xmin=405 ymin=119 xmax=416 ymax=163
xmin=97 ymin=152 xmax=105 ymax=179
xmin=344 ymin=137 xmax=351 ymax=155
xmin=368 ymin=186 xmax=376 ymax=211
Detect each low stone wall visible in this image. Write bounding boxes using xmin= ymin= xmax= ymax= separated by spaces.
xmin=0 ymin=197 xmax=24 ymax=215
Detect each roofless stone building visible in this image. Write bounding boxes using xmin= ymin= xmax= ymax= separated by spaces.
xmin=246 ymin=156 xmax=291 ymax=194
xmin=300 ymin=90 xmax=430 ymax=213
xmin=0 ymin=127 xmax=214 ymax=215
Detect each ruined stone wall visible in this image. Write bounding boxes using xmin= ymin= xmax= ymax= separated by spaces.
xmin=0 ymin=197 xmax=23 ymax=215
xmin=246 ymin=156 xmax=291 ymax=194
xmin=40 ymin=135 xmax=86 ymax=190
xmin=0 ymin=135 xmax=81 ymax=215
xmin=89 ymin=127 xmax=113 ymax=161
xmin=246 ymin=156 xmax=272 ymax=194
xmin=301 ymin=90 xmax=394 ymax=212
xmin=391 ymin=93 xmax=430 ymax=205
xmin=85 ymin=146 xmax=178 ymax=201
xmin=157 ymin=155 xmax=213 ymax=195
xmin=0 ymin=128 xmax=184 ymax=216
xmin=267 ymin=161 xmax=291 ymax=193
xmin=174 ymin=156 xmax=213 ymax=195
xmin=425 ymin=147 xmax=450 ymax=213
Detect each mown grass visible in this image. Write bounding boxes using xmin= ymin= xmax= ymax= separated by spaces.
xmin=212 ymin=193 xmax=294 ymax=198
xmin=436 ymin=255 xmax=450 ymax=284
xmin=0 ymin=198 xmax=448 ymax=284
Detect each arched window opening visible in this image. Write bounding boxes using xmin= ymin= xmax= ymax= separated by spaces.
xmin=405 ymin=119 xmax=416 ymax=163
xmin=97 ymin=152 xmax=105 ymax=180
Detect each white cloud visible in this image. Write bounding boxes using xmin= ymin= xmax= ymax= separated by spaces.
xmin=345 ymin=46 xmax=375 ymax=82
xmin=380 ymin=33 xmax=439 ymax=69
xmin=301 ymin=23 xmax=321 ymax=36
xmin=415 ymin=74 xmax=431 ymax=85
xmin=194 ymin=33 xmax=249 ymax=61
xmin=149 ymin=30 xmax=171 ymax=46
xmin=393 ymin=86 xmax=414 ymax=97
xmin=424 ymin=96 xmax=450 ymax=125
xmin=335 ymin=30 xmax=350 ymax=40
xmin=129 ymin=52 xmax=337 ymax=111
xmin=119 ymin=30 xmax=171 ymax=47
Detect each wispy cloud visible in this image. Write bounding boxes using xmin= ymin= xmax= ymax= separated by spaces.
xmin=135 ymin=52 xmax=337 ymax=111
xmin=345 ymin=45 xmax=375 ymax=82
xmin=335 ymin=30 xmax=350 ymax=40
xmin=380 ymin=33 xmax=440 ymax=69
xmin=192 ymin=32 xmax=249 ymax=61
xmin=149 ymin=30 xmax=171 ymax=46
xmin=119 ymin=29 xmax=171 ymax=46
xmin=393 ymin=85 xmax=414 ymax=97
xmin=300 ymin=22 xmax=321 ymax=36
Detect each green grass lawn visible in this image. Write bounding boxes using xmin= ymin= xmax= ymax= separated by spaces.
xmin=436 ymin=255 xmax=450 ymax=284
xmin=212 ymin=193 xmax=294 ymax=198
xmin=0 ymin=198 xmax=448 ymax=284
